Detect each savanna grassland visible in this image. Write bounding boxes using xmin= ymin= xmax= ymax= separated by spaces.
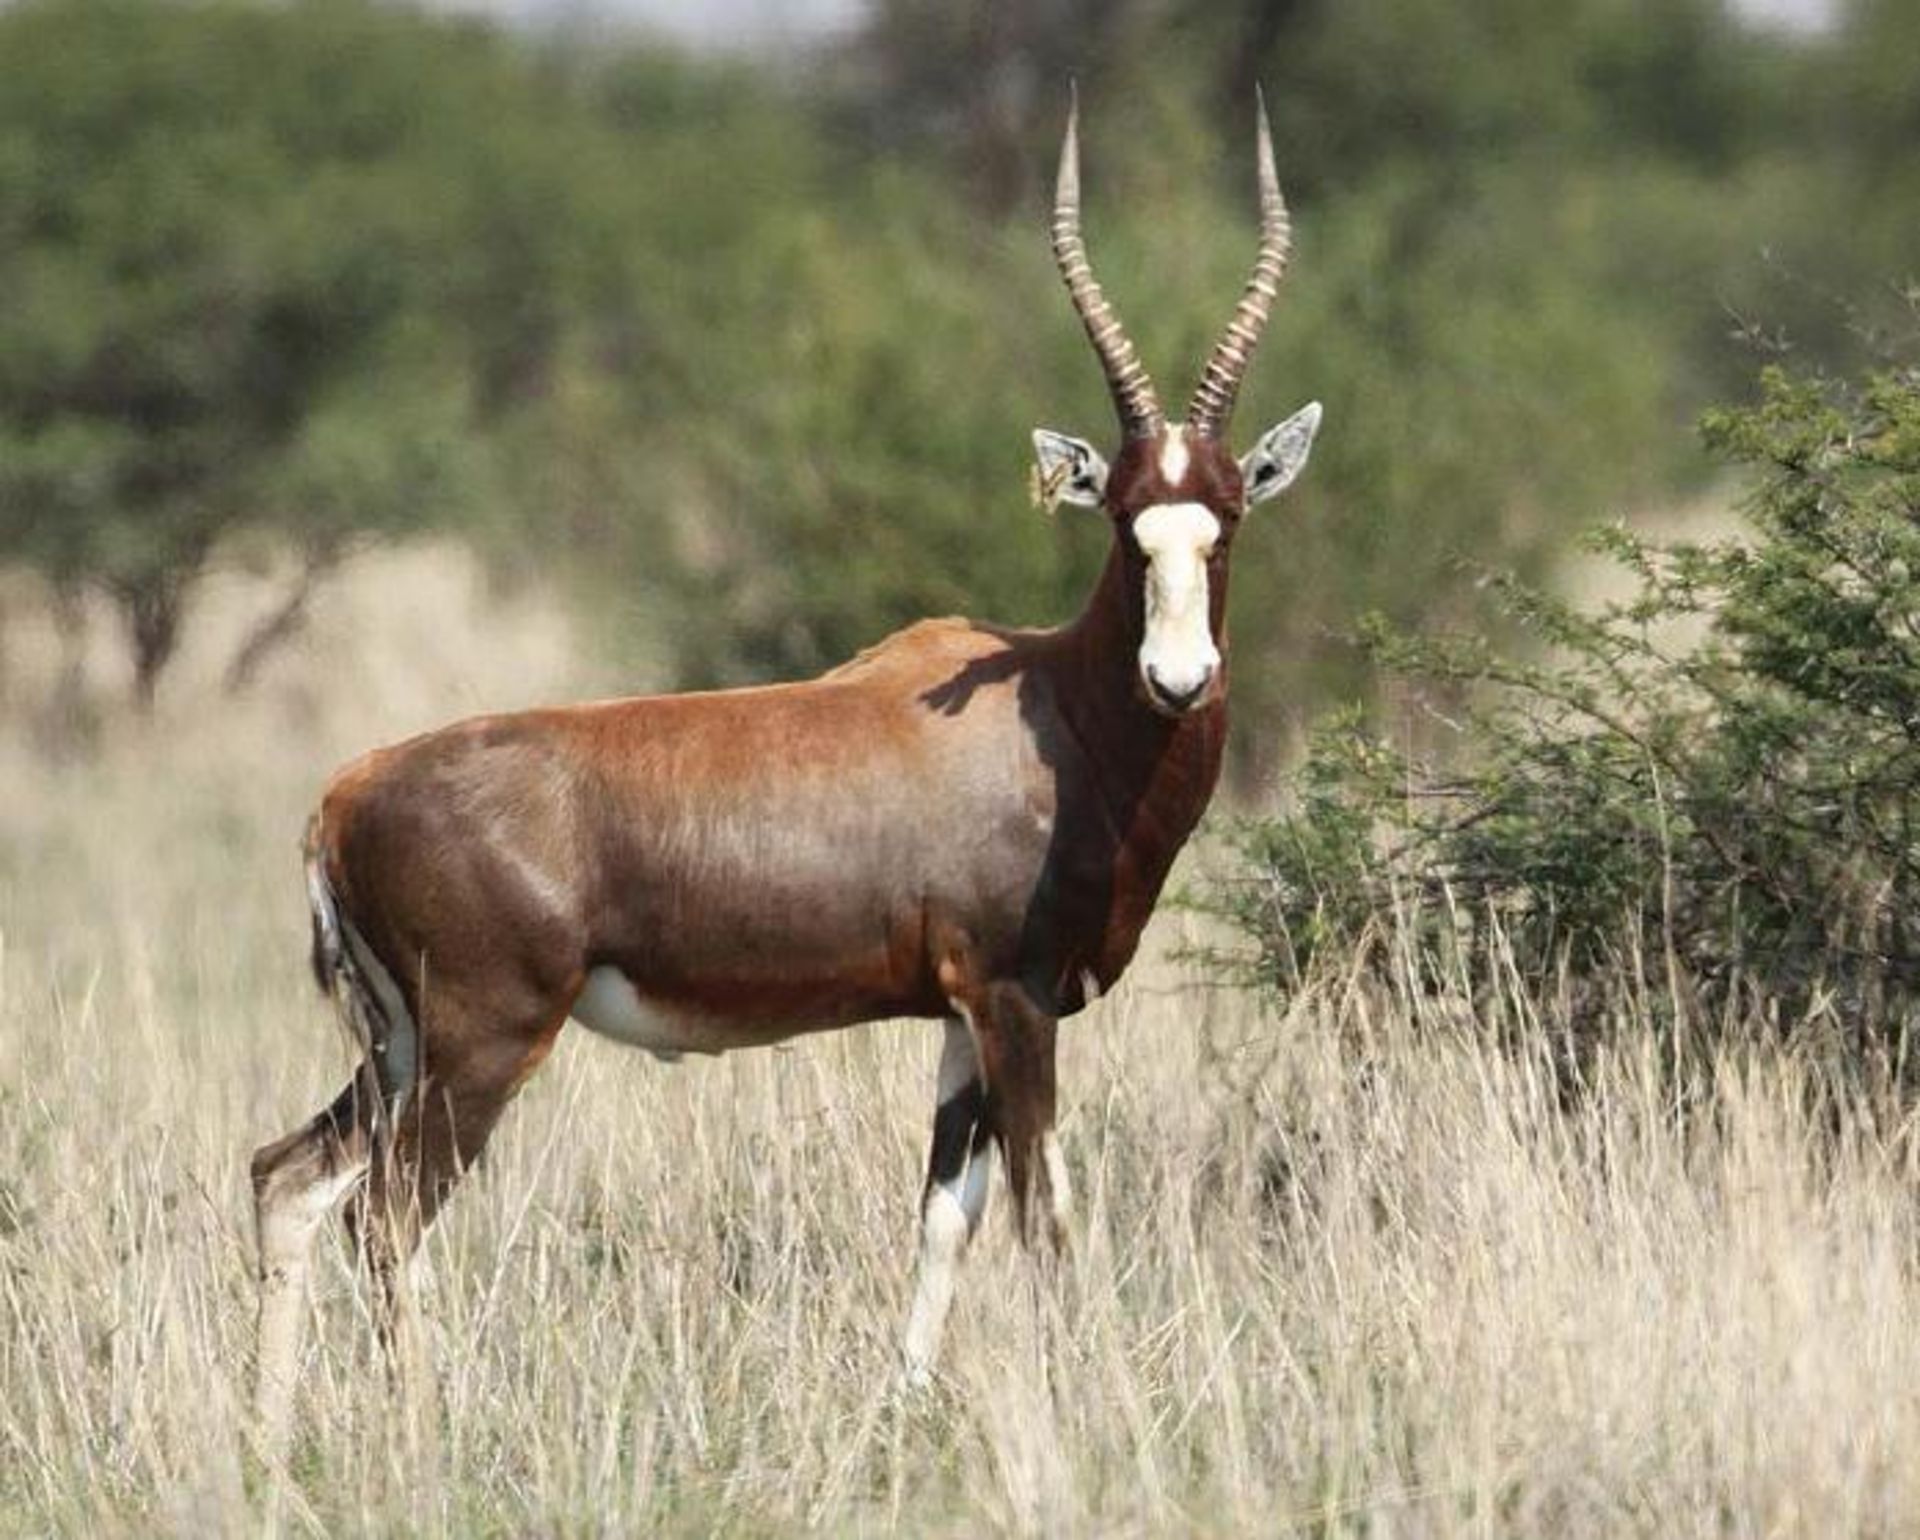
xmin=2 ymin=549 xmax=1918 ymax=1538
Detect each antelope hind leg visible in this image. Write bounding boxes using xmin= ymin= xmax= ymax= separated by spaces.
xmin=250 ymin=1078 xmax=376 ymax=1460
xmin=345 ymin=1006 xmax=568 ymax=1421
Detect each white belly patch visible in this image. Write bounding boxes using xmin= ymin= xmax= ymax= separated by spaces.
xmin=570 ymin=965 xmax=758 ymax=1061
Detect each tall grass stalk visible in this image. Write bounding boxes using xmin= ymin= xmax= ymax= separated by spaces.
xmin=2 ymin=549 xmax=1915 ymax=1535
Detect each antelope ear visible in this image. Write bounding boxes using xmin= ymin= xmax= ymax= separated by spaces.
xmin=1030 ymin=429 xmax=1109 ymax=511
xmin=1240 ymin=401 xmax=1322 ymax=506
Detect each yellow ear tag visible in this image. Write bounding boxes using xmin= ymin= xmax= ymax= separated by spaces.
xmin=1030 ymin=458 xmax=1070 ymax=515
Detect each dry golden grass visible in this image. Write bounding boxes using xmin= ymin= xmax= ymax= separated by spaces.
xmin=3 ymin=546 xmax=1918 ymax=1536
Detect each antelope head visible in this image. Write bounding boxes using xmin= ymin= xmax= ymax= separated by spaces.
xmin=1033 ymin=92 xmax=1322 ymax=717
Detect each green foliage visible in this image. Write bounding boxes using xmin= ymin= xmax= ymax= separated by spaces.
xmin=1199 ymin=361 xmax=1920 ymax=1045
xmin=0 ymin=0 xmax=1913 ymax=747
xmin=1219 ymin=158 xmax=1683 ymax=746
xmin=810 ymin=0 xmax=1911 ymax=769
xmin=0 ymin=0 xmax=588 ymax=696
xmin=582 ymin=173 xmax=1110 ymax=687
xmin=1241 ymin=0 xmax=1762 ymax=185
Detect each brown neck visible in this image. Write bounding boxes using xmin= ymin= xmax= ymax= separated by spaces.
xmin=1062 ymin=540 xmax=1146 ymax=699
xmin=1052 ymin=537 xmax=1228 ymax=833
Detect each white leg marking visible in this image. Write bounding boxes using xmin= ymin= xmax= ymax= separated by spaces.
xmin=958 ymin=1134 xmax=993 ymax=1231
xmin=903 ymin=1185 xmax=970 ymax=1386
xmin=1042 ymin=1131 xmax=1073 ymax=1237
xmin=903 ymin=1017 xmax=993 ymax=1387
xmin=255 ymin=1155 xmax=370 ymax=1457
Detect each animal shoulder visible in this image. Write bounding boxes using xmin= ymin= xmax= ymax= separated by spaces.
xmin=823 ymin=615 xmax=1025 ymax=684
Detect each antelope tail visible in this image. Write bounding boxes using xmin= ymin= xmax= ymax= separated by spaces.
xmin=302 ymin=815 xmax=418 ymax=1109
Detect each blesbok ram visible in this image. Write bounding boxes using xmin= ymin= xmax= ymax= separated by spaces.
xmin=249 ymin=92 xmax=1321 ymax=1437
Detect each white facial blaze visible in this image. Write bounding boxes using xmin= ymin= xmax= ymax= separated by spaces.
xmin=1132 ymin=501 xmax=1221 ymax=707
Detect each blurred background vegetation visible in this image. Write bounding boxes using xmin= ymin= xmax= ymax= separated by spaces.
xmin=0 ymin=0 xmax=1913 ymax=780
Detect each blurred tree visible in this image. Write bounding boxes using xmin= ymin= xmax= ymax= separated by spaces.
xmin=1817 ymin=0 xmax=1920 ymax=339
xmin=1832 ymin=0 xmax=1920 ymax=165
xmin=1174 ymin=0 xmax=1774 ymax=194
xmin=804 ymin=0 xmax=1795 ymax=773
xmin=0 ymin=0 xmax=623 ymax=704
xmin=0 ymin=0 xmax=1906 ymax=785
xmin=835 ymin=0 xmax=1148 ymax=215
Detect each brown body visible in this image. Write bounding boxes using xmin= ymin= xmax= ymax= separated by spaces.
xmin=318 ymin=539 xmax=1223 ymax=1056
xmin=247 ymin=92 xmax=1319 ymax=1439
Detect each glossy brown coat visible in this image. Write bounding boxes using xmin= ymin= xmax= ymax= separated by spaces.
xmin=314 ymin=504 xmax=1231 ymax=1057
xmin=248 ymin=96 xmax=1298 ymax=1435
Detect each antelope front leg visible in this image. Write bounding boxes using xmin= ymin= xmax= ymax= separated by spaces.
xmin=974 ymin=982 xmax=1067 ymax=1251
xmin=902 ymin=1014 xmax=994 ymax=1387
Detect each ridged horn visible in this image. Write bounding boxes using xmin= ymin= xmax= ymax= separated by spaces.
xmin=1051 ymin=87 xmax=1163 ymax=441
xmin=1187 ymin=89 xmax=1291 ymax=440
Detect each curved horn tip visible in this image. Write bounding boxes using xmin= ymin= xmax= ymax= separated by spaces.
xmin=1255 ymin=86 xmax=1278 ymax=193
xmin=1184 ymin=88 xmax=1294 ymax=438
xmin=1050 ymin=83 xmax=1166 ymax=439
xmin=1056 ymin=84 xmax=1081 ymax=202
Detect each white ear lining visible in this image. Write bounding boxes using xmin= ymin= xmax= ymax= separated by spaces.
xmin=1240 ymin=401 xmax=1322 ymax=506
xmin=1031 ymin=429 xmax=1109 ymax=511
